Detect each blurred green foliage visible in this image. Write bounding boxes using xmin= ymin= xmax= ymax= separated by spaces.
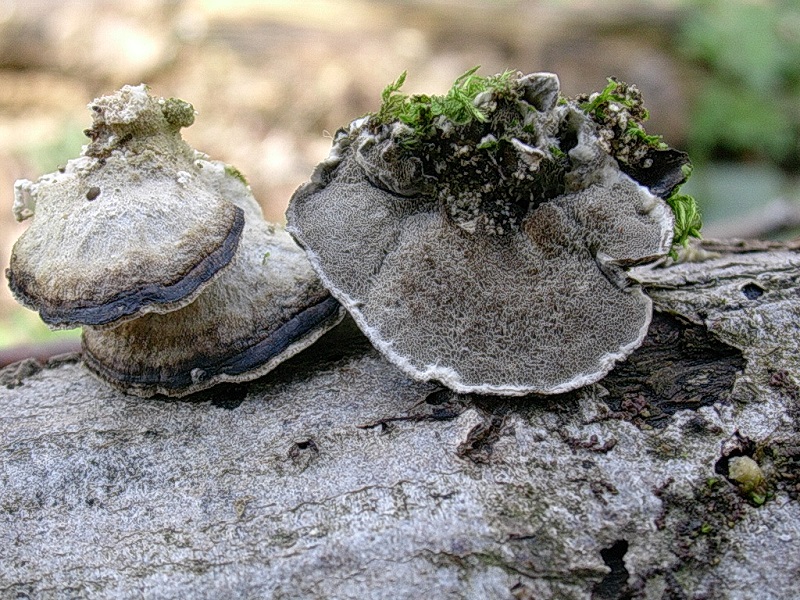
xmin=25 ymin=121 xmax=86 ymax=174
xmin=0 ymin=307 xmax=80 ymax=348
xmin=0 ymin=123 xmax=86 ymax=351
xmin=680 ymin=0 xmax=800 ymax=168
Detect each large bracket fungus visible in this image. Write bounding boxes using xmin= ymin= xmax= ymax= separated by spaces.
xmin=287 ymin=70 xmax=699 ymax=396
xmin=6 ymin=85 xmax=345 ymax=397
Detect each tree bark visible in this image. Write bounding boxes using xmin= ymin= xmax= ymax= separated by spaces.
xmin=2 ymin=242 xmax=799 ymax=600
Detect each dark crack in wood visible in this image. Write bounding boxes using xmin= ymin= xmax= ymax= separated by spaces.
xmin=599 ymin=312 xmax=746 ymax=429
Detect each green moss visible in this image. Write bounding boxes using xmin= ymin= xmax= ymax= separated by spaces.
xmin=549 ymin=145 xmax=566 ymax=159
xmin=666 ymin=192 xmax=703 ymax=255
xmin=224 ymin=164 xmax=249 ymax=186
xmin=161 ymin=98 xmax=195 ymax=129
xmin=374 ymin=67 xmax=518 ymax=131
xmin=579 ymin=78 xmax=665 ymax=155
xmin=626 ymin=122 xmax=668 ymax=150
xmin=581 ymin=79 xmax=628 ymax=116
xmin=665 ymin=163 xmax=702 ymax=255
xmin=581 ymin=78 xmax=648 ymax=120
xmin=476 ymin=136 xmax=499 ymax=151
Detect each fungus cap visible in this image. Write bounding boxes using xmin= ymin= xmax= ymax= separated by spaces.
xmin=6 ymin=84 xmax=243 ymax=329
xmin=287 ymin=71 xmax=688 ymax=396
xmin=82 ymin=160 xmax=345 ymax=398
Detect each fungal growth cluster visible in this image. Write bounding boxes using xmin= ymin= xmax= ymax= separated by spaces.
xmin=287 ymin=70 xmax=700 ymax=395
xmin=6 ymin=73 xmax=699 ymax=400
xmin=7 ymin=85 xmax=344 ymax=397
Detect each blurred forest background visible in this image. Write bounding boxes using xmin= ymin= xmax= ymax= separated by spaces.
xmin=1 ymin=0 xmax=799 ymax=356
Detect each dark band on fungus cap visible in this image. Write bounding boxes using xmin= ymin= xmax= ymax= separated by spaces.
xmin=7 ymin=207 xmax=244 ymax=329
xmin=81 ymin=295 xmax=342 ymax=394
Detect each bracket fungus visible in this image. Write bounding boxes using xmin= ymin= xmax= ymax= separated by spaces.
xmin=8 ymin=84 xmax=244 ymax=329
xmin=287 ymin=70 xmax=700 ymax=396
xmin=7 ymin=85 xmax=344 ymax=397
xmin=81 ymin=159 xmax=343 ymax=397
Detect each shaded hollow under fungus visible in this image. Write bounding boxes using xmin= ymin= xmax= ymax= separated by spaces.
xmin=6 ymin=84 xmax=344 ymax=398
xmin=287 ymin=70 xmax=695 ymax=396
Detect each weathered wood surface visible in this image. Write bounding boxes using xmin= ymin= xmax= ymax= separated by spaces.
xmin=2 ymin=244 xmax=800 ymax=599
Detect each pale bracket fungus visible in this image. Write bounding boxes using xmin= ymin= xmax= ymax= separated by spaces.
xmin=287 ymin=70 xmax=699 ymax=396
xmin=7 ymin=84 xmax=244 ymax=329
xmin=81 ymin=159 xmax=344 ymax=397
xmin=7 ymin=85 xmax=344 ymax=397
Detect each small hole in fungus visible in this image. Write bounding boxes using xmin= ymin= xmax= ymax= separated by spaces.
xmin=741 ymin=283 xmax=764 ymax=300
xmin=295 ymin=439 xmax=317 ymax=451
xmin=86 ymin=187 xmax=101 ymax=201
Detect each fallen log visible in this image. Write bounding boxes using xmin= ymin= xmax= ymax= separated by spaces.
xmin=1 ymin=242 xmax=799 ymax=599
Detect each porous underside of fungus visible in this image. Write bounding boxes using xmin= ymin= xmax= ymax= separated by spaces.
xmin=287 ymin=70 xmax=692 ymax=395
xmin=82 ymin=160 xmax=345 ymax=398
xmin=7 ymin=84 xmax=244 ymax=329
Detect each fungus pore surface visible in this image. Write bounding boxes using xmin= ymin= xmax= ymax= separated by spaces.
xmin=7 ymin=84 xmax=243 ymax=329
xmin=287 ymin=71 xmax=695 ymax=395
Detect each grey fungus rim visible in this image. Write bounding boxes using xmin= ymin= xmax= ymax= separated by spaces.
xmin=6 ymin=84 xmax=244 ymax=330
xmin=287 ymin=71 xmax=687 ymax=396
xmin=82 ymin=296 xmax=343 ymax=398
xmin=80 ymin=159 xmax=346 ymax=398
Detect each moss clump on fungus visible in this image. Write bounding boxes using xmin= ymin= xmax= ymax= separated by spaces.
xmin=375 ymin=67 xmax=518 ymax=132
xmin=577 ymin=78 xmax=702 ymax=254
xmin=368 ymin=68 xmax=571 ymax=235
xmin=578 ymin=77 xmax=661 ymax=149
xmin=370 ymin=69 xmax=701 ymax=250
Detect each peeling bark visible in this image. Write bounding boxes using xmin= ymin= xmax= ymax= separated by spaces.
xmin=1 ymin=246 xmax=799 ymax=599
